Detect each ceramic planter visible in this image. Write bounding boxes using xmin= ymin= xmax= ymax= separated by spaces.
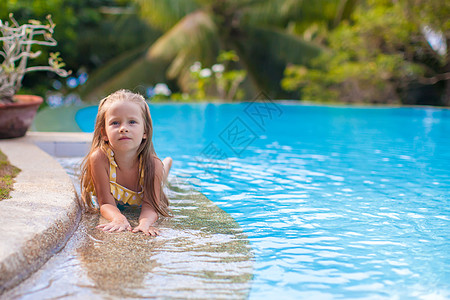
xmin=0 ymin=95 xmax=43 ymax=139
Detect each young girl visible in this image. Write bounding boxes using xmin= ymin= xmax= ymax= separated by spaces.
xmin=80 ymin=89 xmax=172 ymax=236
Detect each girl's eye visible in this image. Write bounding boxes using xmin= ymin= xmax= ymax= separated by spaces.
xmin=111 ymin=121 xmax=119 ymax=126
xmin=129 ymin=120 xmax=137 ymax=124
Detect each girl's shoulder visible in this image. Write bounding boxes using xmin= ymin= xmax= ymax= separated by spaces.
xmin=151 ymin=155 xmax=163 ymax=167
xmin=151 ymin=154 xmax=161 ymax=162
xmin=90 ymin=147 xmax=109 ymax=166
xmin=88 ymin=148 xmax=110 ymax=179
xmin=146 ymin=155 xmax=163 ymax=174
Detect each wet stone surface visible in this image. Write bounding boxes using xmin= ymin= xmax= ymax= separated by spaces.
xmin=3 ymin=180 xmax=253 ymax=299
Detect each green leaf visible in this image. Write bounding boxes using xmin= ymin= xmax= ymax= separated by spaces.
xmin=134 ymin=0 xmax=199 ymax=30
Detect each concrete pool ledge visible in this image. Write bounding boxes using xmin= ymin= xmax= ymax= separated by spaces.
xmin=0 ymin=132 xmax=254 ymax=298
xmin=0 ymin=132 xmax=92 ymax=293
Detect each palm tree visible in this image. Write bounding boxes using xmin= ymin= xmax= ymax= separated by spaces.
xmin=81 ymin=0 xmax=357 ymax=100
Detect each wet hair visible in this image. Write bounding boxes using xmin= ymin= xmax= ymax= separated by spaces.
xmin=80 ymin=89 xmax=171 ymax=217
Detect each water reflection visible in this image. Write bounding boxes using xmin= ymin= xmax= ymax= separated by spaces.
xmin=4 ymin=179 xmax=253 ymax=299
xmin=77 ymin=210 xmax=159 ymax=298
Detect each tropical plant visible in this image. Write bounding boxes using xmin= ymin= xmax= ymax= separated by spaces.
xmin=0 ymin=14 xmax=70 ymax=103
xmin=82 ymin=0 xmax=356 ymax=100
xmin=185 ymin=50 xmax=246 ymax=101
xmin=282 ymin=0 xmax=450 ymax=105
xmin=1 ymin=0 xmax=160 ymax=101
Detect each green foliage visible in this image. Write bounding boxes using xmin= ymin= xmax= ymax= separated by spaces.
xmin=148 ymin=50 xmax=247 ymax=102
xmin=0 ymin=149 xmax=20 ymax=200
xmin=1 ymin=0 xmax=160 ymax=99
xmin=78 ymin=44 xmax=154 ymax=101
xmin=0 ymin=14 xmax=70 ymax=102
xmin=48 ymin=52 xmax=66 ymax=69
xmin=134 ymin=0 xmax=199 ymax=30
xmin=282 ymin=0 xmax=449 ymax=105
xmin=100 ymin=0 xmax=342 ymax=100
xmin=408 ymin=0 xmax=449 ymax=33
xmin=185 ymin=50 xmax=247 ymax=101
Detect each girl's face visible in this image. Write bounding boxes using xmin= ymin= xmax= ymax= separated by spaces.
xmin=102 ymin=101 xmax=146 ymax=153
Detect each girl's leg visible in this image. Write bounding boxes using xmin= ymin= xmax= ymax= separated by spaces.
xmin=162 ymin=157 xmax=172 ymax=182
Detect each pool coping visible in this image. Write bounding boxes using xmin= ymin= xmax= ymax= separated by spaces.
xmin=0 ymin=132 xmax=92 ymax=293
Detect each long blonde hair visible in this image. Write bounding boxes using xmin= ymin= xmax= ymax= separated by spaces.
xmin=80 ymin=89 xmax=171 ymax=217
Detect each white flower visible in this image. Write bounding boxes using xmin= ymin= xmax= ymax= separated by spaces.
xmin=154 ymin=83 xmax=171 ymax=96
xmin=190 ymin=61 xmax=202 ymax=73
xmin=199 ymin=68 xmax=212 ymax=78
xmin=212 ymin=64 xmax=225 ymax=73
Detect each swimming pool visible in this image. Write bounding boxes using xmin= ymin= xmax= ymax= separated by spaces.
xmin=76 ymin=102 xmax=450 ymax=299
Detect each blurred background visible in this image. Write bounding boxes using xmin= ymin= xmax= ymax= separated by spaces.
xmin=1 ymin=0 xmax=449 ymax=107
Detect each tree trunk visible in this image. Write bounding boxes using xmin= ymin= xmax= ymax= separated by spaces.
xmin=445 ymin=38 xmax=450 ymax=106
xmin=443 ymin=79 xmax=450 ymax=106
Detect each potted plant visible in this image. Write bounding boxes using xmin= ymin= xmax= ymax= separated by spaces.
xmin=0 ymin=14 xmax=70 ymax=139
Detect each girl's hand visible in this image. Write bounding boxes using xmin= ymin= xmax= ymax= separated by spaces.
xmin=96 ymin=218 xmax=132 ymax=233
xmin=132 ymin=224 xmax=159 ymax=236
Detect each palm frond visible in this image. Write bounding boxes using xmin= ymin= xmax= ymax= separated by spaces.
xmin=79 ymin=44 xmax=151 ymax=100
xmin=334 ymin=0 xmax=359 ymax=26
xmin=83 ymin=9 xmax=220 ymax=101
xmin=147 ymin=10 xmax=220 ymax=78
xmin=233 ymin=25 xmax=324 ymax=98
xmin=134 ymin=0 xmax=199 ymax=30
xmin=82 ymin=54 xmax=170 ymax=101
xmin=241 ymin=0 xmax=346 ymax=30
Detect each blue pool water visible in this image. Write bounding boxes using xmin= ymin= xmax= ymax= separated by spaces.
xmin=76 ymin=102 xmax=450 ymax=299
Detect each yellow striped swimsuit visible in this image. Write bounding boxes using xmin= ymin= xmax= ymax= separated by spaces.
xmin=106 ymin=147 xmax=144 ymax=206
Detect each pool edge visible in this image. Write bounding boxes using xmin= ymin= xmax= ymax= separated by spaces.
xmin=0 ymin=132 xmax=91 ymax=294
xmin=0 ymin=132 xmax=255 ymax=297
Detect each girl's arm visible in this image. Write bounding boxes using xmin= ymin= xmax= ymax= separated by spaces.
xmin=132 ymin=157 xmax=164 ymax=236
xmin=90 ymin=149 xmax=131 ymax=232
